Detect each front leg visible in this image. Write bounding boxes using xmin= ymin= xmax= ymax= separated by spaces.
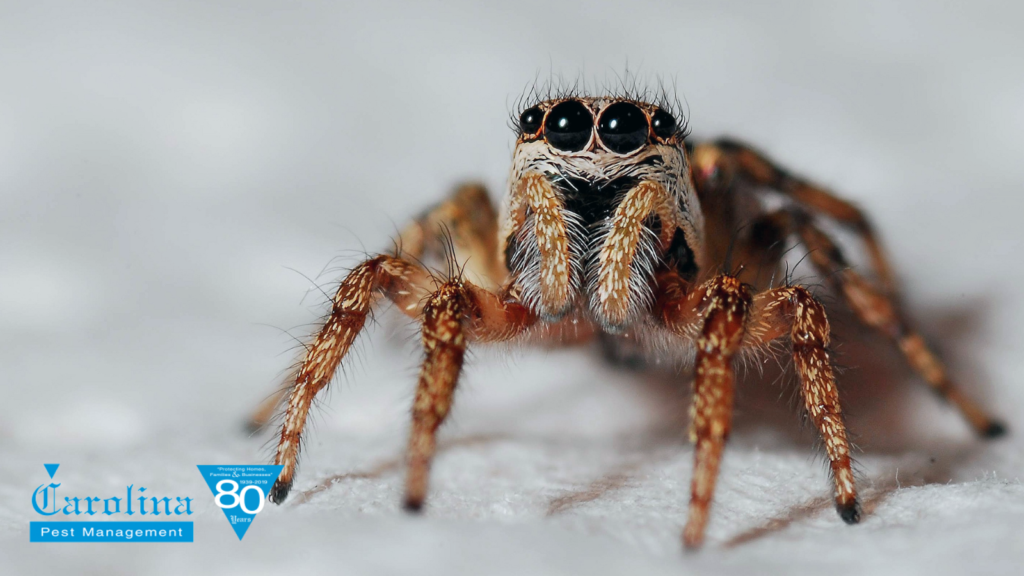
xmin=404 ymin=282 xmax=468 ymax=510
xmin=745 ymin=285 xmax=860 ymax=523
xmin=681 ymin=275 xmax=751 ymax=549
xmin=403 ymin=278 xmax=537 ymax=509
xmin=269 ymin=255 xmax=433 ymax=503
xmin=657 ymin=273 xmax=859 ymax=548
xmin=247 ymin=184 xmax=506 ymax=432
xmin=268 ymin=251 xmax=535 ymax=505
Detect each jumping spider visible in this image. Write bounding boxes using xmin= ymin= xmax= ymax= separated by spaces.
xmin=252 ymin=91 xmax=1006 ymax=549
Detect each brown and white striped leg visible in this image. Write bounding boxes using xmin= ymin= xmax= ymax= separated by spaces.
xmin=269 ymin=255 xmax=434 ymax=503
xmin=745 ymin=285 xmax=860 ymax=523
xmin=679 ymin=275 xmax=751 ymax=549
xmin=690 ymin=139 xmax=899 ymax=295
xmin=269 ymin=252 xmax=535 ymax=505
xmin=403 ymin=278 xmax=537 ymax=509
xmin=404 ymin=282 xmax=468 ymax=510
xmin=249 ymin=184 xmax=503 ymax=433
xmin=657 ymin=273 xmax=859 ymax=548
xmin=398 ymin=182 xmax=505 ymax=288
xmin=796 ymin=217 xmax=1006 ymax=437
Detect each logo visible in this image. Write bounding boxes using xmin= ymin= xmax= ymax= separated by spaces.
xmin=197 ymin=465 xmax=282 ymax=540
xmin=30 ymin=463 xmax=194 ymax=542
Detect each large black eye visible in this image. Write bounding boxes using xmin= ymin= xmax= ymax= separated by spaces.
xmin=597 ymin=102 xmax=649 ymax=154
xmin=519 ymin=106 xmax=543 ymax=135
xmin=544 ymin=100 xmax=592 ymax=152
xmin=651 ymin=108 xmax=677 ymax=139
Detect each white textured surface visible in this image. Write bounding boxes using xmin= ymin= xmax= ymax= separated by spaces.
xmin=2 ymin=1 xmax=1024 ymax=574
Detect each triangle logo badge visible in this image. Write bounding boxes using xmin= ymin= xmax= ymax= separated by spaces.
xmin=43 ymin=463 xmax=59 ymax=479
xmin=197 ymin=465 xmax=283 ymax=540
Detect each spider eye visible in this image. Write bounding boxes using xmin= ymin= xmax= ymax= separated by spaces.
xmin=519 ymin=106 xmax=543 ymax=135
xmin=597 ymin=102 xmax=649 ymax=154
xmin=651 ymin=109 xmax=677 ymax=139
xmin=544 ymin=100 xmax=593 ymax=152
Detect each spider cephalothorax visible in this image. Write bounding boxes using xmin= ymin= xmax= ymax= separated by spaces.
xmin=251 ymin=90 xmax=1006 ymax=549
xmin=501 ymin=96 xmax=703 ymax=331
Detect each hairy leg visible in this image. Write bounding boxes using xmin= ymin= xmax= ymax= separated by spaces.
xmin=248 ymin=184 xmax=503 ymax=432
xmin=267 ymin=249 xmax=534 ymax=505
xmin=402 ymin=278 xmax=536 ymax=509
xmin=657 ymin=272 xmax=859 ymax=548
xmin=795 ymin=214 xmax=1006 ymax=437
xmin=676 ymin=275 xmax=750 ymax=548
xmin=404 ymin=282 xmax=468 ymax=510
xmin=398 ymin=182 xmax=504 ymax=288
xmin=690 ymin=139 xmax=898 ymax=295
xmin=690 ymin=140 xmax=1004 ymax=435
xmin=269 ymin=255 xmax=433 ymax=502
xmin=744 ymin=284 xmax=860 ymax=522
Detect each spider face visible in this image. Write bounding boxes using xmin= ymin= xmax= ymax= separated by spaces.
xmin=502 ymin=97 xmax=703 ymax=331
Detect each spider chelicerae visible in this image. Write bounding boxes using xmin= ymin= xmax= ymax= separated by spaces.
xmin=251 ymin=88 xmax=1006 ymax=549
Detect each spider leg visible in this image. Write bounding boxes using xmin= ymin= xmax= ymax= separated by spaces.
xmin=744 ymin=284 xmax=860 ymax=523
xmin=248 ymin=388 xmax=287 ymax=433
xmin=246 ymin=256 xmax=432 ymax=433
xmin=656 ymin=272 xmax=859 ymax=548
xmin=794 ymin=213 xmax=1006 ymax=437
xmin=398 ymin=182 xmax=505 ymax=288
xmin=269 ymin=255 xmax=433 ymax=503
xmin=690 ymin=140 xmax=1005 ymax=434
xmin=691 ymin=139 xmax=899 ymax=296
xmin=247 ymin=183 xmax=503 ymax=431
xmin=267 ymin=251 xmax=533 ymax=505
xmin=404 ymin=277 xmax=537 ymax=509
xmin=676 ymin=275 xmax=750 ymax=549
xmin=404 ymin=281 xmax=468 ymax=510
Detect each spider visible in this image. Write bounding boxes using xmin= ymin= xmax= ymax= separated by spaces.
xmin=252 ymin=90 xmax=1006 ymax=549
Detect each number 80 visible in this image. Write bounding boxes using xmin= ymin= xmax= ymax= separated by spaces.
xmin=214 ymin=480 xmax=265 ymax=514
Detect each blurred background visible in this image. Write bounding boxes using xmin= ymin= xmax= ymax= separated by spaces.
xmin=2 ymin=1 xmax=1023 ymax=574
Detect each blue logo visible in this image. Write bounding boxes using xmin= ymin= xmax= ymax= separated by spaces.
xmin=30 ymin=464 xmax=193 ymax=542
xmin=197 ymin=465 xmax=282 ymax=540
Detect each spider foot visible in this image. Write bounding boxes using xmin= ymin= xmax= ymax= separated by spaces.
xmin=269 ymin=479 xmax=292 ymax=504
xmin=837 ymin=499 xmax=861 ymax=524
xmin=243 ymin=418 xmax=264 ymax=435
xmin=403 ymin=497 xmax=424 ymax=514
xmin=982 ymin=420 xmax=1008 ymax=439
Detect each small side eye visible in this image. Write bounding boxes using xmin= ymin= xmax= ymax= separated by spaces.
xmin=519 ymin=106 xmax=543 ymax=135
xmin=651 ymin=109 xmax=677 ymax=139
xmin=544 ymin=100 xmax=593 ymax=152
